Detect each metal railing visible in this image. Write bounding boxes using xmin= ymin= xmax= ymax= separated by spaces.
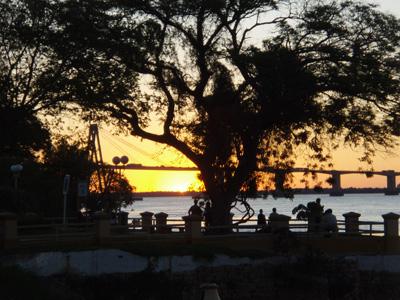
xmin=18 ymin=222 xmax=95 ymax=243
xmin=15 ymin=217 xmax=386 ymax=246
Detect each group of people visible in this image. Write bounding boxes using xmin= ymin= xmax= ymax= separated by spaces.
xmin=312 ymin=198 xmax=338 ymax=233
xmin=257 ymin=198 xmax=338 ymax=234
xmin=189 ymin=197 xmax=338 ymax=234
xmin=188 ymin=199 xmax=212 ymax=228
xmin=255 ymin=208 xmax=280 ymax=233
xmin=257 ymin=208 xmax=279 ymax=226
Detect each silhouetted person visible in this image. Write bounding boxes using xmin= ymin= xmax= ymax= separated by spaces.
xmin=188 ymin=199 xmax=202 ymax=216
xmin=257 ymin=209 xmax=267 ymax=232
xmin=257 ymin=209 xmax=267 ymax=225
xmin=322 ymin=208 xmax=338 ymax=233
xmin=269 ymin=207 xmax=279 ymax=219
xmin=314 ymin=198 xmax=324 ymax=231
xmin=203 ymin=201 xmax=212 ymax=233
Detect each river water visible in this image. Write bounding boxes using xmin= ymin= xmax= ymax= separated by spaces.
xmin=125 ymin=193 xmax=400 ymax=225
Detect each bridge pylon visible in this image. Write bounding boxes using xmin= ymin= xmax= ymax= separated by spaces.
xmin=385 ymin=170 xmax=399 ymax=195
xmin=329 ymin=172 xmax=344 ymax=197
xmin=88 ymin=124 xmax=107 ymax=192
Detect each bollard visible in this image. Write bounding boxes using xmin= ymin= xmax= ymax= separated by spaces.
xmin=155 ymin=212 xmax=169 ymax=233
xmin=0 ymin=213 xmax=19 ymax=249
xmin=382 ymin=212 xmax=399 ymax=237
xmin=342 ymin=212 xmax=361 ymax=234
xmin=182 ymin=214 xmax=203 ymax=242
xmin=92 ymin=211 xmax=111 ymax=244
xmin=119 ymin=211 xmax=129 ymax=226
xmin=382 ymin=212 xmax=400 ymax=254
xmin=269 ymin=214 xmax=291 ymax=233
xmin=200 ymin=283 xmax=221 ymax=300
xmin=140 ymin=211 xmax=154 ymax=233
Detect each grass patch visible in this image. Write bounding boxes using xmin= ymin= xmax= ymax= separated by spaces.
xmin=0 ymin=265 xmax=69 ymax=300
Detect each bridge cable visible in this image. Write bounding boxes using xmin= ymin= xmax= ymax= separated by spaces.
xmin=99 ymin=128 xmax=167 ymax=165
xmin=99 ymin=133 xmax=141 ymax=164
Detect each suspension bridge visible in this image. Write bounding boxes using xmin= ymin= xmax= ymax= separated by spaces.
xmin=87 ymin=124 xmax=400 ymax=196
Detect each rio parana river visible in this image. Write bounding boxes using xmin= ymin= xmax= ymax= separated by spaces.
xmin=125 ymin=193 xmax=400 ymax=224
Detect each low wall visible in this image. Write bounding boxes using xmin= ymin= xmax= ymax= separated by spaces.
xmin=3 ymin=249 xmax=400 ymax=276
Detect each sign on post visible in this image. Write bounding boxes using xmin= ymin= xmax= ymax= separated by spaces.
xmin=77 ymin=180 xmax=88 ymax=197
xmin=63 ymin=174 xmax=70 ymax=195
xmin=63 ymin=174 xmax=70 ymax=229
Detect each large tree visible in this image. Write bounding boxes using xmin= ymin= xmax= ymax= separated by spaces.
xmin=0 ymin=0 xmax=102 ymax=160
xmin=53 ymin=0 xmax=400 ymax=226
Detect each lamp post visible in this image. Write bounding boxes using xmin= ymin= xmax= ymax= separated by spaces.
xmin=10 ymin=164 xmax=23 ymax=212
xmin=113 ymin=156 xmax=129 ymax=224
xmin=10 ymin=164 xmax=23 ymax=189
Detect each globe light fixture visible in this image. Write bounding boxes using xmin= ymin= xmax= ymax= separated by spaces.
xmin=120 ymin=155 xmax=129 ymax=165
xmin=112 ymin=156 xmax=121 ymax=165
xmin=10 ymin=164 xmax=23 ymax=189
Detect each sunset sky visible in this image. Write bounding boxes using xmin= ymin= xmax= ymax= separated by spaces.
xmin=97 ymin=0 xmax=400 ymax=192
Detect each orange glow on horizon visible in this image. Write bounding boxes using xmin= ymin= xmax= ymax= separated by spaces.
xmin=99 ymin=129 xmax=400 ymax=192
xmin=124 ymin=170 xmax=201 ymax=192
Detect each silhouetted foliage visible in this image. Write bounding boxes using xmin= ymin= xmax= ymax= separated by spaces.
xmin=9 ymin=0 xmax=400 ymax=227
xmin=86 ymin=168 xmax=135 ymax=214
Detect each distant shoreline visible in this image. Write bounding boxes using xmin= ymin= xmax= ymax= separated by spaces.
xmin=134 ymin=187 xmax=394 ymax=198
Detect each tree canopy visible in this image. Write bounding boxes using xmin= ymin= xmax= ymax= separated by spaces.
xmin=6 ymin=0 xmax=400 ymax=226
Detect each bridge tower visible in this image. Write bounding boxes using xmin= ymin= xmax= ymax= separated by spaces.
xmin=385 ymin=170 xmax=399 ymax=195
xmin=88 ymin=124 xmax=107 ymax=192
xmin=329 ymin=171 xmax=344 ymax=196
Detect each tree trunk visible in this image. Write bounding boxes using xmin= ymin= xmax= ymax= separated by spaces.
xmin=208 ymin=191 xmax=235 ymax=234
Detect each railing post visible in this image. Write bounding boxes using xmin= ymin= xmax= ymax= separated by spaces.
xmin=92 ymin=211 xmax=111 ymax=244
xmin=382 ymin=212 xmax=400 ymax=254
xmin=155 ymin=212 xmax=169 ymax=233
xmin=382 ymin=213 xmax=399 ymax=236
xmin=269 ymin=214 xmax=291 ymax=233
xmin=140 ymin=211 xmax=154 ymax=233
xmin=0 ymin=213 xmax=19 ymax=249
xmin=342 ymin=212 xmax=361 ymax=234
xmin=182 ymin=215 xmax=203 ymax=243
xmin=118 ymin=211 xmax=129 ymax=226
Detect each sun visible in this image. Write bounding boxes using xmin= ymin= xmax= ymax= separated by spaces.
xmin=168 ymin=182 xmax=191 ymax=192
xmin=124 ymin=170 xmax=201 ymax=192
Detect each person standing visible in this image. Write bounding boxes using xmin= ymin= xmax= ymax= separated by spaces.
xmin=188 ymin=199 xmax=203 ymax=216
xmin=314 ymin=198 xmax=324 ymax=231
xmin=203 ymin=201 xmax=212 ymax=233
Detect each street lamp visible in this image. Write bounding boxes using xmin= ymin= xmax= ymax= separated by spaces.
xmin=10 ymin=164 xmax=23 ymax=189
xmin=113 ymin=156 xmax=129 ymax=224
xmin=10 ymin=164 xmax=23 ymax=212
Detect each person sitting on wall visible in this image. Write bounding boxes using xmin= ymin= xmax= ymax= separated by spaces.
xmin=257 ymin=209 xmax=267 ymax=232
xmin=269 ymin=207 xmax=279 ymax=219
xmin=188 ymin=199 xmax=203 ymax=216
xmin=321 ymin=208 xmax=338 ymax=233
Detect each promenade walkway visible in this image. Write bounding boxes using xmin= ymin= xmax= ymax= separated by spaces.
xmin=1 ymin=211 xmax=399 ymax=255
